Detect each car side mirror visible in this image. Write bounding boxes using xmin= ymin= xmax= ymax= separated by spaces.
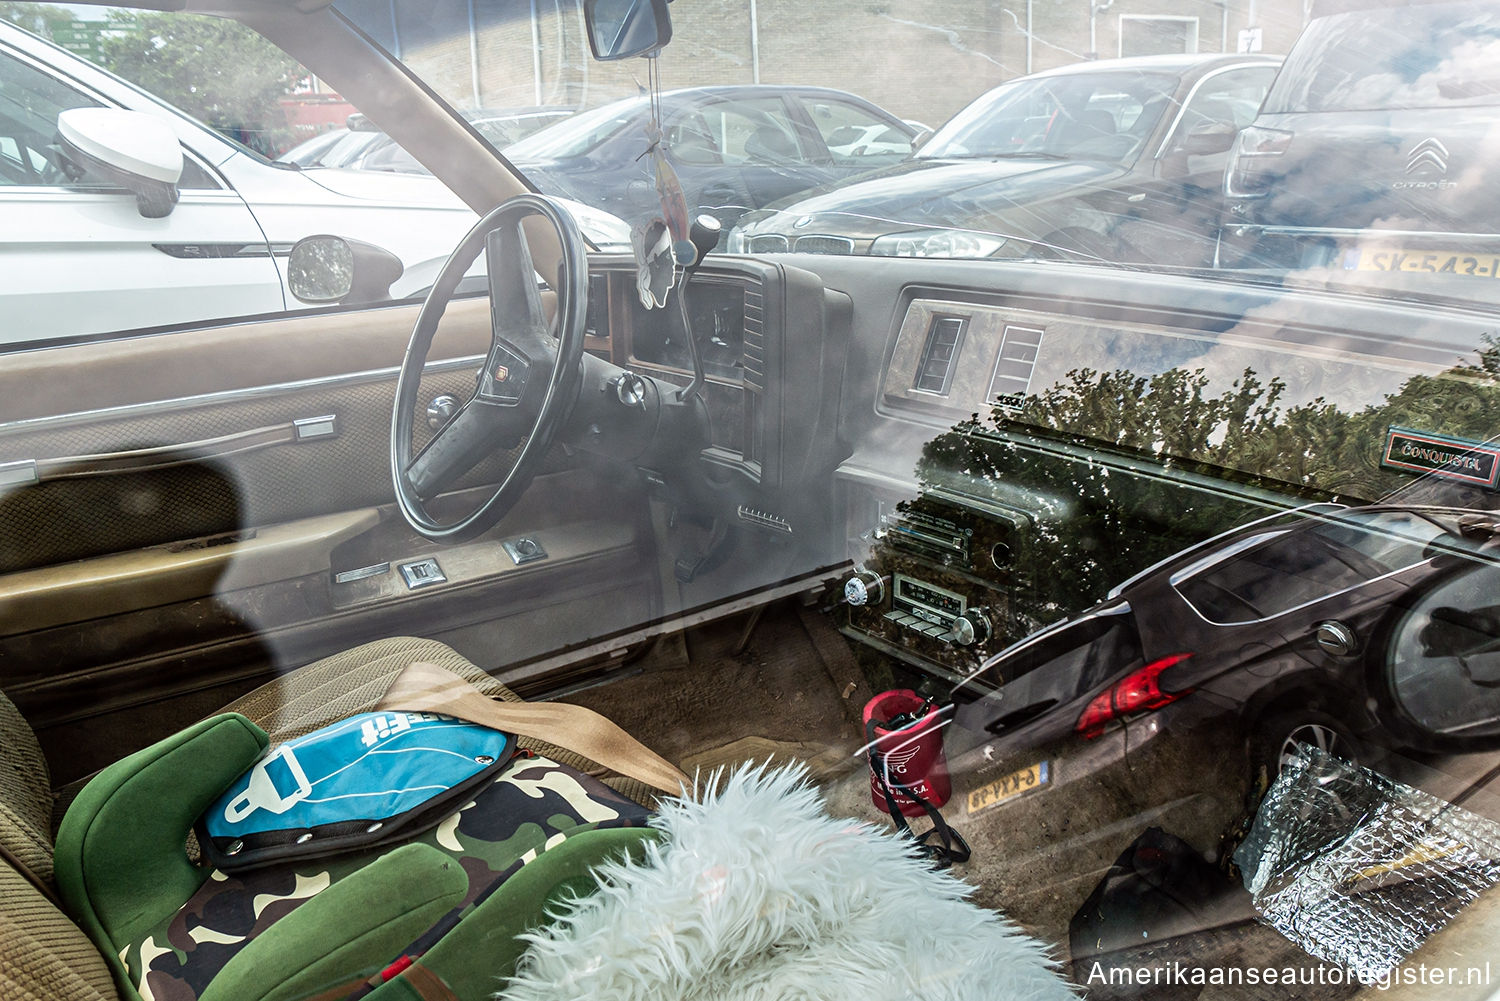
xmin=1177 ymin=121 xmax=1238 ymax=157
xmin=583 ymin=0 xmax=672 ymax=60
xmin=55 ymin=108 xmax=182 ymax=218
xmin=287 ymin=235 xmax=404 ymax=305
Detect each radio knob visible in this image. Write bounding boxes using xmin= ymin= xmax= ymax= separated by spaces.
xmin=843 ymin=568 xmax=884 ymax=607
xmin=951 ymin=609 xmax=991 ymax=647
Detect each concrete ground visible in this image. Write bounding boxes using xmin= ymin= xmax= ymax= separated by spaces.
xmin=557 ymin=599 xmax=1500 ymax=1001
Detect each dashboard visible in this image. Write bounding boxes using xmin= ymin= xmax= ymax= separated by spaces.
xmin=573 ymin=251 xmax=1499 ymax=702
xmin=804 ymin=261 xmax=1498 ymax=692
xmin=580 ymin=255 xmax=851 ymax=569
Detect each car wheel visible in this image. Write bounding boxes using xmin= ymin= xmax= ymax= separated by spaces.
xmin=1253 ymin=708 xmax=1362 ymax=778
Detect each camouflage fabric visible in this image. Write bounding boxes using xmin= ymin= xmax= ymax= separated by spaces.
xmin=122 ymin=755 xmax=650 ymax=1001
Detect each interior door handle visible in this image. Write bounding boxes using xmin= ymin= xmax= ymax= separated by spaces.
xmin=2 ymin=415 xmax=340 ymax=484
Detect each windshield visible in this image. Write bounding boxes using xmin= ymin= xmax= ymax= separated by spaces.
xmin=919 ymin=70 xmax=1178 ymax=163
xmin=8 ymin=4 xmax=1500 ymax=1001
xmin=503 ymin=100 xmax=637 ymax=160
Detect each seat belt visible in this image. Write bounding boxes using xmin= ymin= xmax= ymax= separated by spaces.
xmin=376 ymin=661 xmax=691 ymax=796
xmin=0 ymin=837 xmax=63 ymax=911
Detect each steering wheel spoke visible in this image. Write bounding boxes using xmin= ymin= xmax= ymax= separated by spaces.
xmin=404 ymin=397 xmax=513 ymax=501
xmin=487 ymin=222 xmax=551 ymax=344
xmin=479 ymin=220 xmax=558 ymax=406
xmin=391 ymin=194 xmax=589 ymax=542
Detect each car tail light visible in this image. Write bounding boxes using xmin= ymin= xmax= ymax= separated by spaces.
xmin=1226 ymin=126 xmax=1293 ymax=198
xmin=1075 ymin=653 xmax=1193 ymax=739
xmin=1235 ymin=126 xmax=1293 ymax=157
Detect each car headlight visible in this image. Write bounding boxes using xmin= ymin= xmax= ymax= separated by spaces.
xmin=868 ymin=229 xmax=1007 ymax=258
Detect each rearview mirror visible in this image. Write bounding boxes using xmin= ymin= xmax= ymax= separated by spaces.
xmin=583 ymin=0 xmax=672 ymax=61
xmin=55 ymin=108 xmax=182 ymax=218
xmin=287 ymin=235 xmax=403 ymax=305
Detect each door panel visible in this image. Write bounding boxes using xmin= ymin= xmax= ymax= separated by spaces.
xmin=0 ymin=296 xmax=658 ymax=775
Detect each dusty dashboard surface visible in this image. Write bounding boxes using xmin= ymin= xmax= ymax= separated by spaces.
xmin=834 ymin=283 xmax=1498 ymax=690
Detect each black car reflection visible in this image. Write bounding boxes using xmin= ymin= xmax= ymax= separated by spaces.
xmin=502 ymin=84 xmax=918 ymax=235
xmin=955 ymin=503 xmax=1500 ymax=782
xmin=730 ymin=54 xmax=1278 ymax=266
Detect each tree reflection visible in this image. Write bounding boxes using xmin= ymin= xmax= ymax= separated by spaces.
xmin=908 ymin=339 xmax=1500 ymax=639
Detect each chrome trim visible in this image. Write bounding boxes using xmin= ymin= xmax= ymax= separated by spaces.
xmin=0 ymin=355 xmax=484 ymax=439
xmin=1251 ymin=225 xmax=1500 ymax=242
xmin=1168 ymin=528 xmax=1290 ymax=587
xmin=502 ymin=537 xmax=549 ymax=565
xmin=1153 ymin=62 xmax=1280 ymax=160
xmin=332 ymin=562 xmax=390 ymax=584
xmin=398 ymin=558 xmax=447 ymax=590
xmin=293 ymin=415 xmax=339 ymax=441
xmin=0 ymin=459 xmax=39 ymax=488
xmin=986 ymin=324 xmax=1044 ymax=406
xmin=792 ymin=235 xmax=854 ymax=254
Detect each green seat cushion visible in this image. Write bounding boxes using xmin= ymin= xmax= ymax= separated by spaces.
xmin=54 ymin=713 xmax=269 ymax=998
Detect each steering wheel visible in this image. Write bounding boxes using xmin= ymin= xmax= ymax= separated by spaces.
xmin=391 ymin=193 xmax=588 ymax=543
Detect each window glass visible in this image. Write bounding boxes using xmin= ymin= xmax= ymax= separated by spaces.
xmin=797 ymin=95 xmax=912 ymax=166
xmin=920 ymin=71 xmax=1178 ymax=164
xmin=504 ymin=102 xmax=635 ymax=160
xmin=0 ymin=47 xmax=100 ymax=185
xmin=1263 ymin=1 xmax=1500 ymax=113
xmin=1175 ymin=511 xmax=1449 ymax=624
xmin=692 ymin=97 xmax=804 ymax=165
xmin=1172 ymin=65 xmax=1276 ymax=135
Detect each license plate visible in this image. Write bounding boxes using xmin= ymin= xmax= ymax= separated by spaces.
xmin=966 ymin=761 xmax=1050 ymax=816
xmin=1346 ymin=249 xmax=1500 ymax=277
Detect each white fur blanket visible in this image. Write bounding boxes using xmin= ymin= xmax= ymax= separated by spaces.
xmin=500 ymin=764 xmax=1076 ymax=1001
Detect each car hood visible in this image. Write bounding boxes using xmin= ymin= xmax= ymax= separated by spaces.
xmin=744 ymin=156 xmax=1131 ymax=237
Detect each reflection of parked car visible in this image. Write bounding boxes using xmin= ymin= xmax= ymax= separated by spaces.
xmin=304 ymin=108 xmax=579 ymax=174
xmin=503 ymin=85 xmax=919 ymax=232
xmin=728 ymin=54 xmax=1278 ymax=264
xmin=1220 ymin=0 xmax=1500 ymax=273
xmin=285 ymin=107 xmax=578 ymax=174
xmin=956 ymin=503 xmax=1498 ymax=782
xmin=14 ymin=0 xmax=1500 ymax=993
xmin=0 ymin=22 xmax=624 ymax=343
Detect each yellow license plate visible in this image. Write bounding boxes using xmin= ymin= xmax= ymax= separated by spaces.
xmin=1350 ymin=249 xmax=1500 ymax=277
xmin=966 ymin=761 xmax=1050 ymax=816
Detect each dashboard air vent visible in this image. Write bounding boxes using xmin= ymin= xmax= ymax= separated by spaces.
xmin=987 ymin=324 xmax=1044 ymax=408
xmin=742 ymin=285 xmax=765 ymax=392
xmin=912 ymin=315 xmax=967 ymax=395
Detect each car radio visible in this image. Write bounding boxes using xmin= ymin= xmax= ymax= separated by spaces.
xmin=840 ymin=490 xmax=1033 ymax=686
